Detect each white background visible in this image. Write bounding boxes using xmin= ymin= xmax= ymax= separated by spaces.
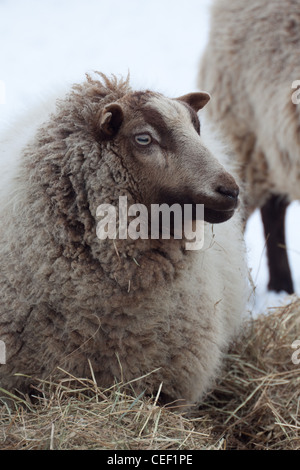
xmin=1 ymin=0 xmax=299 ymax=315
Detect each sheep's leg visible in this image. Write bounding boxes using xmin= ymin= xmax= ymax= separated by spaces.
xmin=260 ymin=194 xmax=294 ymax=294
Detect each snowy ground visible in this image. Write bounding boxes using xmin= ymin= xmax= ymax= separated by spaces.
xmin=1 ymin=0 xmax=299 ymax=316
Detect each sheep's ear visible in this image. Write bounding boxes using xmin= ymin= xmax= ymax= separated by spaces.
xmin=176 ymin=92 xmax=210 ymax=112
xmin=99 ymin=103 xmax=124 ymax=138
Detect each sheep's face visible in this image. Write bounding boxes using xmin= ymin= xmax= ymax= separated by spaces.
xmin=99 ymin=91 xmax=239 ymax=224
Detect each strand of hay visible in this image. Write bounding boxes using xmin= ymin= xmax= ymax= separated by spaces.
xmin=1 ymin=299 xmax=300 ymax=450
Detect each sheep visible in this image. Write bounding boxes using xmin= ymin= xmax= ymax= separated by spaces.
xmin=0 ymin=73 xmax=249 ymax=408
xmin=198 ymin=0 xmax=300 ymax=294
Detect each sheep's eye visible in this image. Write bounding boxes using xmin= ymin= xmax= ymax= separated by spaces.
xmin=135 ymin=134 xmax=152 ymax=146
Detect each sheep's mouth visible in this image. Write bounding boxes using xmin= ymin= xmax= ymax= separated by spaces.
xmin=183 ymin=203 xmax=236 ymax=224
xmin=149 ymin=203 xmax=235 ymax=239
xmin=203 ymin=207 xmax=235 ymax=224
xmin=153 ymin=189 xmax=237 ymax=226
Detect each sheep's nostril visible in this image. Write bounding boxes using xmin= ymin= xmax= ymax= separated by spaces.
xmin=217 ymin=185 xmax=239 ymax=200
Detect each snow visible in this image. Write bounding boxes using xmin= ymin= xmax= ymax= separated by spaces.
xmin=1 ymin=0 xmax=299 ymax=316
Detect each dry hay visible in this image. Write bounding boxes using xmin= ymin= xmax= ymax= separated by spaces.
xmin=1 ymin=298 xmax=300 ymax=450
xmin=196 ymin=296 xmax=300 ymax=450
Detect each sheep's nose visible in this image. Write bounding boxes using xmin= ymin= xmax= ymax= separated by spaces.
xmin=217 ymin=185 xmax=239 ymax=201
xmin=215 ymin=184 xmax=239 ymax=210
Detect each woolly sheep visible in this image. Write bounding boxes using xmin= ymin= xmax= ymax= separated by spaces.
xmin=198 ymin=0 xmax=300 ymax=294
xmin=0 ymin=73 xmax=248 ymax=408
